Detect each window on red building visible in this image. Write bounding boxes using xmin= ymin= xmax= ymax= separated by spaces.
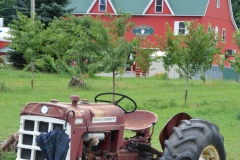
xmin=215 ymin=26 xmax=219 ymax=40
xmin=208 ymin=25 xmax=212 ymax=33
xmin=174 ymin=21 xmax=185 ymax=35
xmin=226 ymin=49 xmax=235 ymax=56
xmin=222 ymin=29 xmax=226 ymax=42
xmin=155 ymin=0 xmax=163 ymax=13
xmin=216 ymin=0 xmax=220 ymax=8
xmin=99 ymin=0 xmax=106 ymax=12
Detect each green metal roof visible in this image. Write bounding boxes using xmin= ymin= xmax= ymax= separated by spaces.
xmin=67 ymin=0 xmax=209 ymax=15
xmin=111 ymin=0 xmax=151 ymax=14
xmin=167 ymin=0 xmax=209 ymax=15
xmin=67 ymin=0 xmax=95 ymax=13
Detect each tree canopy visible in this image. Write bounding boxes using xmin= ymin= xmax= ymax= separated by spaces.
xmin=6 ymin=13 xmax=140 ymax=92
xmin=98 ymin=13 xmax=137 ymax=94
xmin=230 ymin=30 xmax=240 ymax=77
xmin=157 ymin=20 xmax=222 ymax=103
xmin=15 ymin=0 xmax=74 ymax=26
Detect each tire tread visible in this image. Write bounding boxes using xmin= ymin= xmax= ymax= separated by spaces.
xmin=160 ymin=119 xmax=226 ymax=160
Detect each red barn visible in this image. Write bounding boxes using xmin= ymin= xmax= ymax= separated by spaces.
xmin=0 ymin=27 xmax=11 ymax=64
xmin=0 ymin=18 xmax=11 ymax=63
xmin=68 ymin=0 xmax=238 ymax=67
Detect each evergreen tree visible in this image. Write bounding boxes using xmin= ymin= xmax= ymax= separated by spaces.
xmin=7 ymin=50 xmax=27 ymax=69
xmin=0 ymin=0 xmax=17 ymax=26
xmin=231 ymin=0 xmax=240 ymax=27
xmin=15 ymin=0 xmax=74 ymax=26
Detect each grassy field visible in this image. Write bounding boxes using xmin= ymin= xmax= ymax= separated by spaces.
xmin=0 ymin=68 xmax=240 ymax=159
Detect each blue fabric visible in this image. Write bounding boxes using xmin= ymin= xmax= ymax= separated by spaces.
xmin=54 ymin=129 xmax=70 ymax=160
xmin=36 ymin=128 xmax=71 ymax=160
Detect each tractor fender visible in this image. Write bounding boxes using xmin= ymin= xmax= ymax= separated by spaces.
xmin=159 ymin=112 xmax=191 ymax=150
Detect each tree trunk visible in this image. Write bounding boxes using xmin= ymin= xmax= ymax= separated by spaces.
xmin=142 ymin=71 xmax=146 ymax=77
xmin=112 ymin=69 xmax=116 ymax=102
xmin=184 ymin=74 xmax=188 ymax=103
xmin=30 ymin=62 xmax=34 ymax=89
xmin=203 ymin=72 xmax=206 ymax=85
xmin=201 ymin=70 xmax=206 ymax=85
xmin=166 ymin=68 xmax=169 ymax=84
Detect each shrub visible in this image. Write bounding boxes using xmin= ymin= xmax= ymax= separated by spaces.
xmin=23 ymin=55 xmax=71 ymax=74
xmin=42 ymin=55 xmax=57 ymax=73
xmin=0 ymin=56 xmax=5 ymax=63
xmin=7 ymin=50 xmax=26 ymax=69
xmin=154 ymin=72 xmax=168 ymax=80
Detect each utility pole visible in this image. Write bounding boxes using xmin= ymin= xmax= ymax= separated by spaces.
xmin=31 ymin=0 xmax=35 ymax=20
xmin=30 ymin=0 xmax=35 ymax=89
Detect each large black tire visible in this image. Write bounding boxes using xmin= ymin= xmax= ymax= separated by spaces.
xmin=160 ymin=119 xmax=226 ymax=160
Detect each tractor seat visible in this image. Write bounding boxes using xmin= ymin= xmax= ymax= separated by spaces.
xmin=124 ymin=110 xmax=158 ymax=131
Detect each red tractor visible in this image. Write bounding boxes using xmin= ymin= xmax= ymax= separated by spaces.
xmin=16 ymin=92 xmax=225 ymax=160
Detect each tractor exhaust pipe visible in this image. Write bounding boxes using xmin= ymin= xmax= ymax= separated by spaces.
xmin=70 ymin=95 xmax=80 ymax=107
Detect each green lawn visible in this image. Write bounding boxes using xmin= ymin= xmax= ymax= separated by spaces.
xmin=0 ymin=68 xmax=240 ymax=160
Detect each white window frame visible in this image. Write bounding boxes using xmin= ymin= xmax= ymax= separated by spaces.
xmin=222 ymin=29 xmax=226 ymax=42
xmin=216 ymin=0 xmax=220 ymax=8
xmin=174 ymin=21 xmax=188 ymax=35
xmin=226 ymin=49 xmax=236 ymax=56
xmin=215 ymin=26 xmax=219 ymax=40
xmin=99 ymin=0 xmax=106 ymax=12
xmin=155 ymin=0 xmax=163 ymax=13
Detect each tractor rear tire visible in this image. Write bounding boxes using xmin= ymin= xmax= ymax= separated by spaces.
xmin=82 ymin=146 xmax=86 ymax=160
xmin=160 ymin=119 xmax=226 ymax=160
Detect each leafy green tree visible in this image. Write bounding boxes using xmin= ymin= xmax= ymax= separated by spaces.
xmin=6 ymin=13 xmax=45 ymax=88
xmin=45 ymin=13 xmax=138 ymax=95
xmin=155 ymin=24 xmax=179 ymax=83
xmin=0 ymin=0 xmax=16 ymax=26
xmin=8 ymin=0 xmax=74 ymax=67
xmin=229 ymin=53 xmax=240 ymax=81
xmin=135 ymin=37 xmax=156 ymax=77
xmin=233 ymin=29 xmax=240 ymax=47
xmin=62 ymin=15 xmax=109 ymax=77
xmin=231 ymin=0 xmax=240 ymax=27
xmin=43 ymin=16 xmax=74 ymax=74
xmin=158 ymin=20 xmax=222 ymax=103
xmin=230 ymin=30 xmax=240 ymax=79
xmin=98 ymin=13 xmax=137 ymax=96
xmin=200 ymin=24 xmax=224 ymax=84
xmin=217 ymin=53 xmax=226 ymax=79
xmin=15 ymin=0 xmax=74 ymax=27
xmin=6 ymin=12 xmax=142 ymax=95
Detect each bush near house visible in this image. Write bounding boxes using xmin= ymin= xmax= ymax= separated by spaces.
xmin=0 ymin=56 xmax=5 ymax=64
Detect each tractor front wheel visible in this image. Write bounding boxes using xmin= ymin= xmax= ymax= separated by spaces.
xmin=160 ymin=119 xmax=226 ymax=160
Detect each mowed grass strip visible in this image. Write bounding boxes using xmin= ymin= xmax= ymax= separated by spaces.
xmin=0 ymin=68 xmax=240 ymax=160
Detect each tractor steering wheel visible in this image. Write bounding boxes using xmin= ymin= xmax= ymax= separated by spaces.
xmin=94 ymin=92 xmax=137 ymax=114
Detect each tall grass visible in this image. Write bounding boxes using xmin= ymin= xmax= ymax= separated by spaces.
xmin=0 ymin=68 xmax=240 ymax=160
